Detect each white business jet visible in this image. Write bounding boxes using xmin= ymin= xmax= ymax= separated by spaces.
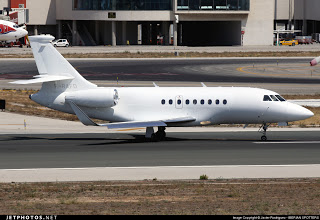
xmin=11 ymin=35 xmax=314 ymax=141
xmin=0 ymin=20 xmax=28 ymax=42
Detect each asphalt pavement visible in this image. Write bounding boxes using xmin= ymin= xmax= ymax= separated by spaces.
xmin=2 ymin=58 xmax=320 ymax=94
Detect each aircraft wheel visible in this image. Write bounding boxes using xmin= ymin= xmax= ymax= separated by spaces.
xmin=261 ymin=135 xmax=267 ymax=141
xmin=151 ymin=131 xmax=166 ymax=142
xmin=157 ymin=131 xmax=166 ymax=141
xmin=151 ymin=133 xmax=159 ymax=142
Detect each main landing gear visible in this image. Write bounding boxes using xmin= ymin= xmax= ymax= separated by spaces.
xmin=146 ymin=126 xmax=166 ymax=142
xmin=259 ymin=123 xmax=270 ymax=141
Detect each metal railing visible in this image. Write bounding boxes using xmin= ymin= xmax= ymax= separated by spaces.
xmin=177 ymin=0 xmax=249 ymax=11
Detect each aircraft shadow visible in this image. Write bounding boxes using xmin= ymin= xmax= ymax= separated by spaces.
xmin=0 ymin=134 xmax=308 ymax=146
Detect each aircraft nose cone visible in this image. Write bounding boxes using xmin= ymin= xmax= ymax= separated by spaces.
xmin=22 ymin=29 xmax=28 ymax=36
xmin=18 ymin=28 xmax=28 ymax=37
xmin=287 ymin=103 xmax=314 ymax=121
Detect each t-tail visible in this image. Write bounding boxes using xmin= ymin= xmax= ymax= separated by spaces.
xmin=11 ymin=35 xmax=97 ymax=90
xmin=11 ymin=35 xmax=118 ymax=114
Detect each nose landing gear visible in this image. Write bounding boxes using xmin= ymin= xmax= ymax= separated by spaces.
xmin=259 ymin=123 xmax=270 ymax=141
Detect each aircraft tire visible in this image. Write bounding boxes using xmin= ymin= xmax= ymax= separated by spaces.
xmin=151 ymin=133 xmax=159 ymax=142
xmin=261 ymin=135 xmax=267 ymax=141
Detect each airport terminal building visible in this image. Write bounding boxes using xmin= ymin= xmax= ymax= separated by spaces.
xmin=0 ymin=0 xmax=320 ymax=46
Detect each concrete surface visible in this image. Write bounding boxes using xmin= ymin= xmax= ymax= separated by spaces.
xmin=1 ymin=44 xmax=320 ymax=55
xmin=1 ymin=112 xmax=320 ymax=182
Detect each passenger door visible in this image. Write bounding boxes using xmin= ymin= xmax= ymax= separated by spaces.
xmin=175 ymin=95 xmax=183 ymax=109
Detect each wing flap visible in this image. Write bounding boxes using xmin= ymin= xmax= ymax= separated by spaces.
xmin=103 ymin=121 xmax=167 ymax=129
xmin=163 ymin=116 xmax=196 ymax=123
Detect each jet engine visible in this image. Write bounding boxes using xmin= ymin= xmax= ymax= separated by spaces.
xmin=65 ymin=89 xmax=119 ymax=108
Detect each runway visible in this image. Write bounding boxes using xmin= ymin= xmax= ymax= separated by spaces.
xmin=1 ymin=112 xmax=320 ymax=182
xmin=1 ymin=131 xmax=320 ymax=169
xmin=1 ymin=57 xmax=320 ymax=84
xmin=1 ymin=130 xmax=320 ymax=182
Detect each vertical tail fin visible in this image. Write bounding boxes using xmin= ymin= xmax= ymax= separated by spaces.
xmin=28 ymin=35 xmax=97 ymax=91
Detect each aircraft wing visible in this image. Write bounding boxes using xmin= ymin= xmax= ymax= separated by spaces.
xmin=68 ymin=100 xmax=195 ymax=129
xmin=105 ymin=116 xmax=196 ymax=129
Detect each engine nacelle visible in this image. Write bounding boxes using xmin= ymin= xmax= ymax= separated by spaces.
xmin=65 ymin=88 xmax=119 ymax=108
xmin=310 ymin=56 xmax=320 ymax=66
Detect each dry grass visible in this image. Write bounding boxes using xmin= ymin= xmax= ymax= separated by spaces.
xmin=1 ymin=89 xmax=320 ymax=127
xmin=1 ymin=89 xmax=78 ymax=121
xmin=62 ymin=51 xmax=320 ymax=59
xmin=0 ymin=178 xmax=320 ymax=215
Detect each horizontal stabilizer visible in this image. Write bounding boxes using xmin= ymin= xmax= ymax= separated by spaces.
xmin=10 ymin=74 xmax=74 ymax=85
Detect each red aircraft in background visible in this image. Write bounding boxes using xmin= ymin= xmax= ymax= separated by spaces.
xmin=0 ymin=20 xmax=28 ymax=42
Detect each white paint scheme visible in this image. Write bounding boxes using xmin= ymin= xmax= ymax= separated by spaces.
xmin=0 ymin=20 xmax=28 ymax=42
xmin=12 ymin=35 xmax=314 ymax=141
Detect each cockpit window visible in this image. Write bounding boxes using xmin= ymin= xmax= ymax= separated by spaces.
xmin=264 ymin=94 xmax=286 ymax=102
xmin=263 ymin=95 xmax=272 ymax=101
xmin=275 ymin=95 xmax=286 ymax=102
xmin=270 ymin=95 xmax=279 ymax=101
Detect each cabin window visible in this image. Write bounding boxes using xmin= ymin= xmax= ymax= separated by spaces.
xmin=201 ymin=99 xmax=205 ymax=105
xmin=161 ymin=99 xmax=165 ymax=105
xmin=186 ymin=99 xmax=190 ymax=105
xmin=275 ymin=95 xmax=286 ymax=102
xmin=263 ymin=95 xmax=272 ymax=101
xmin=193 ymin=99 xmax=197 ymax=105
xmin=177 ymin=99 xmax=182 ymax=105
xmin=208 ymin=99 xmax=212 ymax=105
xmin=216 ymin=99 xmax=220 ymax=105
xmin=270 ymin=95 xmax=279 ymax=101
xmin=223 ymin=99 xmax=227 ymax=105
xmin=169 ymin=99 xmax=173 ymax=105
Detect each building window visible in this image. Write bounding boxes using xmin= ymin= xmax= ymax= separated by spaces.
xmin=73 ymin=0 xmax=173 ymax=10
xmin=177 ymin=0 xmax=249 ymax=11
